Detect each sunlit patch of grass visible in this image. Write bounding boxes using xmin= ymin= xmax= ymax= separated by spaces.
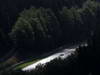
xmin=14 ymin=59 xmax=40 ymax=70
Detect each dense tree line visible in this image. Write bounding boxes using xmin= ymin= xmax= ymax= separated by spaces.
xmin=0 ymin=0 xmax=100 ymax=60
xmin=1 ymin=0 xmax=100 ymax=75
xmin=0 ymin=0 xmax=87 ymax=32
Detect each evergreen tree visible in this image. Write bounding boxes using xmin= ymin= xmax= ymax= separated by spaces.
xmin=10 ymin=7 xmax=37 ymax=58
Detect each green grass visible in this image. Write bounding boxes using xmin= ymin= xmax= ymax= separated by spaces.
xmin=14 ymin=59 xmax=40 ymax=70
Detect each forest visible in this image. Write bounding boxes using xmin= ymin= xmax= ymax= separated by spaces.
xmin=0 ymin=0 xmax=100 ymax=75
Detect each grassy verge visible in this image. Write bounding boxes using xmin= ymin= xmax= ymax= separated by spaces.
xmin=14 ymin=59 xmax=40 ymax=70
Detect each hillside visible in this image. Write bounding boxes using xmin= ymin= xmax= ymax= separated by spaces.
xmin=1 ymin=0 xmax=100 ymax=75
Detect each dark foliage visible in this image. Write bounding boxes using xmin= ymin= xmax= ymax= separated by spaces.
xmin=0 ymin=0 xmax=100 ymax=75
xmin=0 ymin=0 xmax=100 ymax=60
